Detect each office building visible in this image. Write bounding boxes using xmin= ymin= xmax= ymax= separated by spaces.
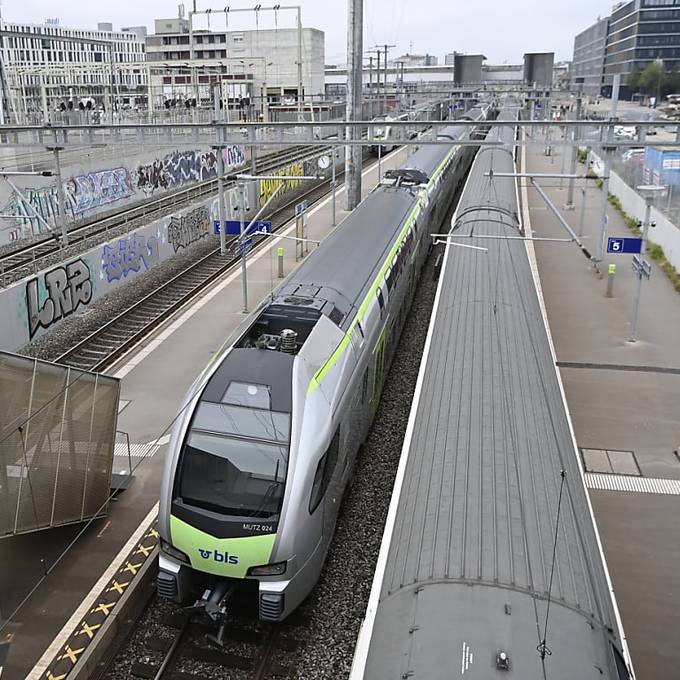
xmin=145 ymin=19 xmax=325 ymax=105
xmin=572 ymin=0 xmax=680 ymax=99
xmin=0 ymin=20 xmax=146 ymax=122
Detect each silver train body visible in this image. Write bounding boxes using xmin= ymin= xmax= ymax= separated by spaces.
xmin=157 ymin=104 xmax=491 ymax=622
xmin=350 ymin=112 xmax=634 ymax=679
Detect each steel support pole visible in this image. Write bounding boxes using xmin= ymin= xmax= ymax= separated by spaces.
xmin=384 ymin=44 xmax=388 ymax=113
xmin=375 ymin=50 xmax=381 ymax=116
xmin=147 ymin=65 xmax=153 ymax=123
xmin=216 ymin=145 xmax=226 ymax=256
xmin=611 ymin=74 xmax=621 ymax=118
xmin=368 ymin=56 xmax=373 ymax=119
xmin=52 ymin=147 xmax=69 ymax=245
xmin=597 ymin=153 xmax=611 ymax=262
xmin=578 ymin=147 xmax=590 ymax=237
xmin=332 ymin=146 xmax=337 ymax=226
xmin=629 ymin=198 xmax=652 ymax=342
xmin=344 ymin=0 xmax=363 ymax=211
xmin=40 ymin=75 xmax=48 ymax=125
xmin=297 ymin=7 xmax=303 ymax=121
xmin=566 ymin=96 xmax=582 ymax=208
xmin=240 ymin=182 xmax=249 ymax=313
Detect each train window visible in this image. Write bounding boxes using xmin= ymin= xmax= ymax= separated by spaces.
xmin=376 ymin=286 xmax=385 ymax=316
xmin=308 ymin=431 xmax=340 ymax=513
xmin=222 ymin=381 xmax=271 ymax=409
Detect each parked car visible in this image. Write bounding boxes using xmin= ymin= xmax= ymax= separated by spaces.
xmin=622 ymin=148 xmax=645 ymax=162
xmin=614 ymin=125 xmax=637 ymax=140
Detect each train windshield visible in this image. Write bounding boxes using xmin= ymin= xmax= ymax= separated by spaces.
xmin=177 ymin=401 xmax=290 ymax=518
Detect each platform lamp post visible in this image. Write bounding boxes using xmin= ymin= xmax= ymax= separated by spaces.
xmin=629 ymin=185 xmax=664 ymax=342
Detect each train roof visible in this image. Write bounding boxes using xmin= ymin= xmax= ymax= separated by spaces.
xmin=356 ymin=117 xmax=629 ymax=679
xmin=273 ymin=188 xmax=417 ymax=329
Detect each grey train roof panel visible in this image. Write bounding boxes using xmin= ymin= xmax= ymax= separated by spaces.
xmin=278 ymin=190 xmax=417 ymax=326
xmin=362 ymin=120 xmax=629 ymax=679
xmin=276 ymin=118 xmax=481 ymax=327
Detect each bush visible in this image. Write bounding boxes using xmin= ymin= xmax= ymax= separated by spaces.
xmin=596 ymin=183 xmax=680 ymax=290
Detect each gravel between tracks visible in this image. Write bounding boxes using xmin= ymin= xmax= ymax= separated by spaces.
xmin=273 ymin=241 xmax=444 ymax=680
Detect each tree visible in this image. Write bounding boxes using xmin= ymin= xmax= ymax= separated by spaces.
xmin=628 ymin=69 xmax=642 ymax=94
xmin=639 ymin=61 xmax=664 ymax=96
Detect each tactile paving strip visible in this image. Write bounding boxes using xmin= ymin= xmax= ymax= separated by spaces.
xmin=41 ymin=522 xmax=159 ymax=680
xmin=585 ymin=473 xmax=680 ymax=495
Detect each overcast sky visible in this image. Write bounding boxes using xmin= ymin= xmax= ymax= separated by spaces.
xmin=4 ymin=0 xmax=617 ymax=64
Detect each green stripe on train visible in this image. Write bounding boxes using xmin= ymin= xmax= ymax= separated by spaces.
xmin=307 ymin=141 xmax=463 ymax=394
xmin=170 ymin=515 xmax=276 ymax=578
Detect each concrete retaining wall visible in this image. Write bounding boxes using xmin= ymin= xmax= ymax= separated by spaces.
xmin=0 ymin=143 xmax=249 ymax=245
xmin=591 ymin=153 xmax=680 ymax=271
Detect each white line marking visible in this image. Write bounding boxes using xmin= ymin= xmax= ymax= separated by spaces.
xmin=28 ymin=504 xmax=159 ymax=679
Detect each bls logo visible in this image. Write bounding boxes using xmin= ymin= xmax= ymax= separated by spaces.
xmin=198 ymin=548 xmax=239 ymax=564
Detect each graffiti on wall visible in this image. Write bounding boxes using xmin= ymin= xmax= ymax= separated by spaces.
xmin=25 ymin=259 xmax=93 ymax=339
xmin=259 ymin=161 xmax=304 ymax=206
xmin=0 ymin=145 xmax=247 ymax=245
xmin=66 ymin=168 xmax=136 ymax=216
xmin=1 ymin=186 xmax=62 ymax=240
xmin=101 ymin=233 xmax=160 ymax=283
xmin=136 ymin=145 xmax=247 ymax=196
xmin=1 ymin=167 xmax=135 ymax=240
xmin=167 ymin=206 xmax=210 ymax=253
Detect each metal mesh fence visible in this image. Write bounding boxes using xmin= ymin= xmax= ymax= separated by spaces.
xmin=0 ymin=351 xmax=119 ymax=537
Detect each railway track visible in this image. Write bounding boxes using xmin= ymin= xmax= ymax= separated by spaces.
xmin=123 ymin=606 xmax=300 ymax=680
xmin=54 ymin=158 xmax=353 ymax=373
xmin=0 ymin=144 xmax=328 ymax=287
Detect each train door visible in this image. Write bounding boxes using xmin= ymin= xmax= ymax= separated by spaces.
xmin=309 ymin=430 xmax=341 ymax=546
xmin=370 ymin=326 xmax=387 ymax=420
xmin=321 ymin=431 xmax=341 ymax=544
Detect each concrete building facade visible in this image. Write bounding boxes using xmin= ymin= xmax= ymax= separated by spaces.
xmin=0 ymin=20 xmax=146 ymax=122
xmin=572 ymin=0 xmax=680 ymax=98
xmin=572 ymin=17 xmax=609 ymax=95
xmin=145 ymin=20 xmax=325 ymax=107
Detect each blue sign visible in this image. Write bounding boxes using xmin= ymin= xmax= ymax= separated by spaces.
xmin=632 ymin=255 xmax=651 ymax=279
xmin=214 ymin=220 xmax=272 ymax=236
xmin=239 ymin=239 xmax=252 ymax=256
xmin=607 ymin=237 xmax=643 ymax=254
xmin=295 ymin=200 xmax=309 ymax=216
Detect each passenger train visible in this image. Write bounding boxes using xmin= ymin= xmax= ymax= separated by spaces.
xmin=350 ymin=110 xmax=635 ymax=679
xmin=157 ymin=102 xmax=492 ymax=621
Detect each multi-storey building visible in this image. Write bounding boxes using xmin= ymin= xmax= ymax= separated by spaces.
xmin=572 ymin=0 xmax=680 ymax=99
xmin=0 ymin=20 xmax=146 ymax=122
xmin=572 ymin=17 xmax=609 ymax=95
xmin=145 ymin=18 xmax=325 ymax=108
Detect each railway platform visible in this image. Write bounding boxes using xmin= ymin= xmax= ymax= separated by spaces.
xmin=0 ymin=148 xmax=410 ymax=680
xmin=522 ymin=134 xmax=680 ymax=679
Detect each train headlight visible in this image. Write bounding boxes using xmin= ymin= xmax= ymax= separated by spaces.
xmin=247 ymin=561 xmax=287 ymax=577
xmin=160 ymin=539 xmax=190 ymax=564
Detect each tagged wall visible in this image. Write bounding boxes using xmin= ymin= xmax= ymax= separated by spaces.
xmin=0 ymin=144 xmax=248 ymax=245
xmin=0 ymin=149 xmax=337 ymax=350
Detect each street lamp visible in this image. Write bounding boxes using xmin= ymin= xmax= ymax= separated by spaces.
xmin=629 ymin=184 xmax=664 ymax=341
